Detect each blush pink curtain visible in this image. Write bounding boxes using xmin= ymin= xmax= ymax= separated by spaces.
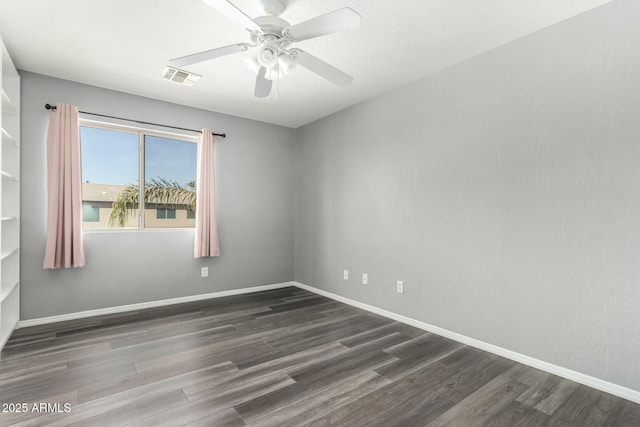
xmin=43 ymin=103 xmax=86 ymax=269
xmin=194 ymin=129 xmax=220 ymax=258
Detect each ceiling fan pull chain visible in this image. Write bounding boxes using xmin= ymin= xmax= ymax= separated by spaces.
xmin=270 ymin=64 xmax=280 ymax=101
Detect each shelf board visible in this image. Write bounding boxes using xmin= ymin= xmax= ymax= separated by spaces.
xmin=0 ymin=247 xmax=18 ymax=260
xmin=1 ymin=127 xmax=17 ymax=146
xmin=0 ymin=280 xmax=19 ymax=304
xmin=1 ymin=89 xmax=17 ymax=113
xmin=0 ymin=170 xmax=18 ymax=181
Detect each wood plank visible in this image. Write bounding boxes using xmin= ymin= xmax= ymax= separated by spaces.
xmin=483 ymin=400 xmax=550 ymax=426
xmin=288 ymin=333 xmax=406 ymax=388
xmin=125 ymin=400 xmax=243 ymax=427
xmin=1 ymin=327 xmax=149 ymax=361
xmin=424 ymin=346 xmax=516 ymax=405
xmin=305 ymin=361 xmax=459 ymax=427
xmin=426 ymin=366 xmax=532 ymax=426
xmin=376 ymin=333 xmax=464 ymax=380
xmin=602 ymin=398 xmax=640 ymax=426
xmin=131 ymin=339 xmax=266 ymax=374
xmin=183 ymin=408 xmax=246 ymax=427
xmin=0 ymin=342 xmax=113 ymax=374
xmin=265 ymin=314 xmax=392 ymax=353
xmin=183 ymin=371 xmax=296 ymax=406
xmin=1 ymin=361 xmax=135 ymax=404
xmin=78 ymin=360 xmax=237 ymax=403
xmin=66 ymin=389 xmax=188 ymax=427
xmin=245 ymin=370 xmax=390 ymax=427
xmin=308 ymin=345 xmax=514 ymax=427
xmin=235 ymin=334 xmax=405 ymax=423
xmin=547 ymin=385 xmax=621 ymax=426
xmin=516 ymin=371 xmax=579 ymax=415
xmin=0 ymin=360 xmax=67 ymax=385
xmin=252 ymin=295 xmax=334 ymax=317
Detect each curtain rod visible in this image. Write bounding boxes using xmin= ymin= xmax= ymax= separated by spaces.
xmin=44 ymin=104 xmax=226 ymax=138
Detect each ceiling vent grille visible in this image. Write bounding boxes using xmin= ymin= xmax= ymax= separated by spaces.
xmin=162 ymin=66 xmax=201 ymax=86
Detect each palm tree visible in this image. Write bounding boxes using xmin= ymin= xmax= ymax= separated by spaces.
xmin=109 ymin=178 xmax=196 ymax=227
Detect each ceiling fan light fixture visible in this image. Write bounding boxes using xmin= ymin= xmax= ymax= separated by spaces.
xmin=256 ymin=42 xmax=279 ymax=68
xmin=245 ymin=55 xmax=284 ymax=79
xmin=278 ymin=53 xmax=297 ymax=74
xmin=265 ymin=65 xmax=285 ymax=81
xmin=243 ymin=57 xmax=261 ymax=74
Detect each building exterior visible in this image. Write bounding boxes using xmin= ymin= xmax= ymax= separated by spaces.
xmin=82 ymin=183 xmax=195 ymax=229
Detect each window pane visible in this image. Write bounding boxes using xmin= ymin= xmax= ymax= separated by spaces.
xmin=155 ymin=208 xmax=177 ymax=219
xmin=144 ymin=135 xmax=197 ymax=228
xmin=81 ymin=126 xmax=139 ymax=229
xmin=82 ymin=202 xmax=100 ymax=222
xmin=187 ymin=210 xmax=195 ymax=220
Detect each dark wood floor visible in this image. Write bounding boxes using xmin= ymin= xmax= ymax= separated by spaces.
xmin=0 ymin=287 xmax=638 ymax=426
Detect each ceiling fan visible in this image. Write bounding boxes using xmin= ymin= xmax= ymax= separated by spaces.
xmin=170 ymin=0 xmax=362 ymax=98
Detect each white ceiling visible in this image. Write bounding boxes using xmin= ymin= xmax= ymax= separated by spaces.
xmin=0 ymin=0 xmax=610 ymax=128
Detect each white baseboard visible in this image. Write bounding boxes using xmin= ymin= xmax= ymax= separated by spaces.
xmin=293 ymin=281 xmax=640 ymax=405
xmin=18 ymin=282 xmax=295 ymax=328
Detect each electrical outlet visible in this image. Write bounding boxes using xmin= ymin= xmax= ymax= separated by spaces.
xmin=343 ymin=270 xmax=349 ymax=280
xmin=362 ymin=273 xmax=368 ymax=285
xmin=201 ymin=267 xmax=208 ymax=278
xmin=396 ymin=280 xmax=404 ymax=294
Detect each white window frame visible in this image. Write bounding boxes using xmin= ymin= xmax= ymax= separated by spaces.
xmin=80 ymin=119 xmax=198 ymax=232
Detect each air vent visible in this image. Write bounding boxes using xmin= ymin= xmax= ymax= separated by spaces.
xmin=162 ymin=66 xmax=201 ymax=86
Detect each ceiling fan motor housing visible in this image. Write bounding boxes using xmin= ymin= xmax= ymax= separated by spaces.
xmin=258 ymin=0 xmax=285 ymax=17
xmin=253 ymin=15 xmax=290 ymax=38
xmin=253 ymin=16 xmax=293 ymax=69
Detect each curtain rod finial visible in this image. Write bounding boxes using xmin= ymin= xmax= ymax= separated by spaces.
xmin=45 ymin=103 xmax=57 ymax=111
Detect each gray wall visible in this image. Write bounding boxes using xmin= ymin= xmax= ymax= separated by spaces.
xmin=294 ymin=0 xmax=640 ymax=391
xmin=21 ymin=72 xmax=295 ymax=319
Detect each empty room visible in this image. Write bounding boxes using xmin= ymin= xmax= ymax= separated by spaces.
xmin=0 ymin=0 xmax=639 ymax=425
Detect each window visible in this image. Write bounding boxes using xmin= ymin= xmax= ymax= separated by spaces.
xmin=156 ymin=208 xmax=176 ymax=219
xmin=82 ymin=202 xmax=100 ymax=223
xmin=187 ymin=210 xmax=196 ymax=219
xmin=80 ymin=123 xmax=197 ymax=230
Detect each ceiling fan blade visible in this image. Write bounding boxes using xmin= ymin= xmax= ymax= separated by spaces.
xmin=170 ymin=43 xmax=249 ymax=67
xmin=294 ymin=50 xmax=354 ymax=87
xmin=254 ymin=67 xmax=272 ymax=98
xmin=201 ymin=0 xmax=261 ymax=31
xmin=286 ymin=8 xmax=361 ymax=42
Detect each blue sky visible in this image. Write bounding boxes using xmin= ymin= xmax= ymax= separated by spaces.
xmin=80 ymin=126 xmax=197 ymax=187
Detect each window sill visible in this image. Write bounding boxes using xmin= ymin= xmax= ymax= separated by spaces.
xmin=83 ymin=228 xmax=195 ymax=234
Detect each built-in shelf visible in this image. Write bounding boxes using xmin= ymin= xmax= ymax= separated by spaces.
xmin=1 ymin=128 xmax=17 ymax=146
xmin=0 ymin=281 xmax=19 ymax=303
xmin=1 ymin=89 xmax=16 ymax=112
xmin=1 ymin=89 xmax=16 ymax=113
xmin=1 ymin=170 xmax=18 ymax=181
xmin=0 ymin=247 xmax=18 ymax=260
xmin=1 ymin=37 xmax=20 ymax=358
